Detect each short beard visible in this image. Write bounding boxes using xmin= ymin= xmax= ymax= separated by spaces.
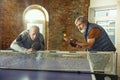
xmin=79 ymin=27 xmax=86 ymax=33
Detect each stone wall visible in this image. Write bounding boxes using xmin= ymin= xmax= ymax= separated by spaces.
xmin=0 ymin=0 xmax=90 ymax=51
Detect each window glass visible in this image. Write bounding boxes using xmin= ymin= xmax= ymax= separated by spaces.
xmin=95 ymin=10 xmax=107 ymax=18
xmin=95 ymin=9 xmax=116 ymax=44
xmin=24 ymin=8 xmax=46 ymax=37
xmin=108 ymin=9 xmax=117 ymax=17
xmin=25 ymin=9 xmax=45 ymax=22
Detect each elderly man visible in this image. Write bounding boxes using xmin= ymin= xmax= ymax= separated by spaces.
xmin=10 ymin=25 xmax=45 ymax=54
xmin=64 ymin=16 xmax=116 ymax=51
xmin=64 ymin=16 xmax=116 ymax=80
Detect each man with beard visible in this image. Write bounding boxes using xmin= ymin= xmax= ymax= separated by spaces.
xmin=64 ymin=16 xmax=116 ymax=80
xmin=64 ymin=16 xmax=116 ymax=51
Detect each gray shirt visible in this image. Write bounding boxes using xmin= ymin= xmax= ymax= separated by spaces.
xmin=10 ymin=30 xmax=45 ymax=52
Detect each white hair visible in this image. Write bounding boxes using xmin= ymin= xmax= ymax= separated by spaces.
xmin=75 ymin=16 xmax=88 ymax=24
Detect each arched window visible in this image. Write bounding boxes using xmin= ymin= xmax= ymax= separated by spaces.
xmin=23 ymin=4 xmax=49 ymax=38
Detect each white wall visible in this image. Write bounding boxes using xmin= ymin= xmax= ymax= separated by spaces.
xmin=90 ymin=0 xmax=117 ymax=8
xmin=116 ymin=0 xmax=120 ymax=76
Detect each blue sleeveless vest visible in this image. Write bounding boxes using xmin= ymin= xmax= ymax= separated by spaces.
xmin=84 ymin=23 xmax=116 ymax=51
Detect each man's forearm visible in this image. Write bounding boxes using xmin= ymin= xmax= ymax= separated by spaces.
xmin=10 ymin=41 xmax=27 ymax=53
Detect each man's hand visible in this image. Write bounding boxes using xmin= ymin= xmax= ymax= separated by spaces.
xmin=63 ymin=37 xmax=69 ymax=42
xmin=64 ymin=37 xmax=78 ymax=47
xmin=32 ymin=42 xmax=41 ymax=50
xmin=26 ymin=48 xmax=36 ymax=54
xmin=69 ymin=38 xmax=78 ymax=47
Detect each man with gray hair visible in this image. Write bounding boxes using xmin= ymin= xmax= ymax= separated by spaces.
xmin=10 ymin=25 xmax=45 ymax=54
xmin=64 ymin=16 xmax=116 ymax=51
xmin=64 ymin=16 xmax=116 ymax=80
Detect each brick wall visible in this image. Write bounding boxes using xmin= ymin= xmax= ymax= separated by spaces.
xmin=0 ymin=0 xmax=90 ymax=51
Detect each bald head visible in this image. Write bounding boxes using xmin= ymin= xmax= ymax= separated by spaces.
xmin=29 ymin=26 xmax=40 ymax=40
xmin=29 ymin=26 xmax=39 ymax=33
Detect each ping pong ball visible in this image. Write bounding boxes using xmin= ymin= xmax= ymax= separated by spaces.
xmin=63 ymin=33 xmax=67 ymax=37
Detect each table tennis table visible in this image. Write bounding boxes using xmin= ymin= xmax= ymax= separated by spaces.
xmin=0 ymin=50 xmax=117 ymax=80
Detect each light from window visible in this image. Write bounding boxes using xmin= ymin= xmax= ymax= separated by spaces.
xmin=95 ymin=9 xmax=117 ymax=19
xmin=95 ymin=9 xmax=116 ymax=44
xmin=108 ymin=9 xmax=117 ymax=17
xmin=25 ymin=9 xmax=45 ymax=22
xmin=95 ymin=10 xmax=107 ymax=18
